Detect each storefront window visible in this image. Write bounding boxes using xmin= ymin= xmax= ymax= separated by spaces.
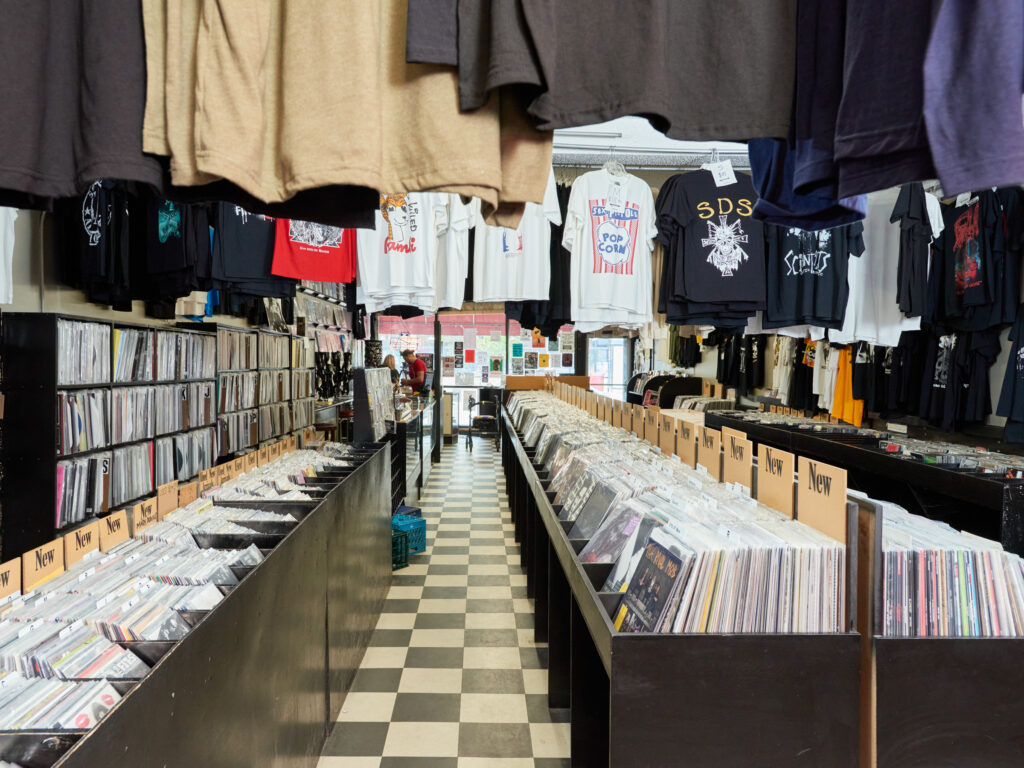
xmin=588 ymin=337 xmax=628 ymax=400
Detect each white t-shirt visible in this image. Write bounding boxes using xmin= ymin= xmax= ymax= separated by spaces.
xmin=829 ymin=188 xmax=921 ymax=347
xmin=356 ymin=193 xmax=448 ymax=312
xmin=472 ymin=169 xmax=560 ymax=302
xmin=563 ymin=169 xmax=656 ymax=332
xmin=0 ymin=207 xmax=16 ymax=305
xmin=434 ymin=194 xmax=471 ymax=310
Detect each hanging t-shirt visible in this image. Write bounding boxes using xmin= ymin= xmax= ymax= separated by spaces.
xmin=0 ymin=207 xmax=17 ymax=305
xmin=764 ymin=222 xmax=865 ymax=330
xmin=271 ymin=220 xmax=356 ymax=282
xmin=563 ymin=169 xmax=656 ymax=332
xmin=473 ymin=170 xmax=560 ymax=302
xmin=213 ymin=204 xmax=276 ymax=281
xmin=434 ymin=194 xmax=472 ymax=310
xmin=830 ymin=189 xmax=922 ymax=347
xmin=890 ymin=183 xmax=941 ymax=318
xmin=406 ymin=0 xmax=458 ymax=66
xmin=663 ymin=170 xmax=765 ymax=304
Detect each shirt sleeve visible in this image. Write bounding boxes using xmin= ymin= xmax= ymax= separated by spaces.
xmin=848 ymin=222 xmax=866 ymax=258
xmin=542 ymin=168 xmax=562 ymax=227
xmin=562 ymin=177 xmax=584 ymax=252
xmin=643 ymin=182 xmax=657 ymax=252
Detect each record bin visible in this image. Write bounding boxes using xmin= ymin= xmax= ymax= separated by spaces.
xmin=856 ymin=497 xmax=1024 ymax=768
xmin=0 ymin=442 xmax=393 ymax=768
xmin=501 ymin=397 xmax=861 ymax=768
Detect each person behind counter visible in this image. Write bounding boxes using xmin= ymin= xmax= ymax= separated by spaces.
xmin=383 ymin=354 xmax=400 ymax=386
xmin=401 ymin=349 xmax=427 ymax=394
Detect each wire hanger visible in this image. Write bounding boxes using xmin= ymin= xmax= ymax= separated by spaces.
xmin=602 ymin=147 xmax=627 ymax=177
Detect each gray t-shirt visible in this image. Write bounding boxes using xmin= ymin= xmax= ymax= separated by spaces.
xmin=457 ymin=0 xmax=545 ymax=112
xmin=0 ymin=0 xmax=163 ymax=206
xmin=519 ymin=0 xmax=796 ymax=140
xmin=406 ymin=0 xmax=458 ymax=66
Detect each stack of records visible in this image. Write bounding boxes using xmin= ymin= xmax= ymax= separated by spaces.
xmin=113 ymin=328 xmax=155 ymax=383
xmin=58 ymin=320 xmax=110 ymax=386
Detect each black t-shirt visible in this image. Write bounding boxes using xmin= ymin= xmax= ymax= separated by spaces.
xmin=213 ymin=203 xmax=296 ymax=298
xmin=763 ymin=221 xmax=865 ymax=329
xmin=407 ymin=0 xmax=458 ymax=66
xmin=889 ymin=182 xmax=934 ymax=318
xmin=659 ymin=170 xmax=766 ymax=304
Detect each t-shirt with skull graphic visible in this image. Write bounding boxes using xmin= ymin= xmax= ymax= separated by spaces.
xmin=563 ymin=169 xmax=656 ymax=333
xmin=658 ymin=170 xmax=766 ymax=305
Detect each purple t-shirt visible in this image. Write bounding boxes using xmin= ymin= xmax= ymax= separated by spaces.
xmin=923 ymin=0 xmax=1024 ymax=195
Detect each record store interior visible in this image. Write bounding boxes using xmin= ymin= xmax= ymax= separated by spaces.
xmin=1 ymin=2 xmax=1023 ymax=766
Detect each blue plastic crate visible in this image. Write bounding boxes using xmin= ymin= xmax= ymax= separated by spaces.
xmin=392 ymin=514 xmax=426 ymax=554
xmin=397 ymin=505 xmax=422 ymax=518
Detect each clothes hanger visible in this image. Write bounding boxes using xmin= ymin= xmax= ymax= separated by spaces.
xmin=602 ymin=147 xmax=627 ymax=177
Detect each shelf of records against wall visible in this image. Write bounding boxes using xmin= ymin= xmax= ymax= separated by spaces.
xmin=0 ymin=434 xmax=353 ymax=764
xmin=503 ymin=382 xmax=1024 ymax=764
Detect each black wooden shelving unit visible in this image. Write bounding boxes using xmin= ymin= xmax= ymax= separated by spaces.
xmin=1 ymin=314 xmax=216 ymax=560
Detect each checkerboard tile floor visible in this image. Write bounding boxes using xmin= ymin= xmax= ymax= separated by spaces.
xmin=318 ymin=438 xmax=570 ymax=768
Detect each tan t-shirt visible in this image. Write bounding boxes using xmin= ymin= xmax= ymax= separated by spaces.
xmin=143 ymin=0 xmax=550 ymax=221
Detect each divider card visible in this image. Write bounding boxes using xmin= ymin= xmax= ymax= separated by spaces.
xmin=270 ymin=442 xmax=282 ymax=460
xmin=756 ymin=444 xmax=795 ymax=518
xmin=696 ymin=426 xmax=722 ymax=481
xmin=99 ymin=509 xmax=130 ymax=551
xmin=0 ymin=557 xmax=21 ymax=600
xmin=132 ymin=498 xmax=159 ymax=535
xmin=714 ymin=382 xmax=725 ymax=398
xmin=631 ymin=404 xmax=644 ymax=434
xmin=796 ymin=457 xmax=848 ymax=546
xmin=245 ymin=452 xmax=259 ymax=472
xmin=703 ymin=380 xmax=713 ymax=396
xmin=23 ymin=539 xmax=64 ymax=592
xmin=63 ymin=520 xmax=100 ymax=567
xmin=612 ymin=401 xmax=622 ymax=428
xmin=721 ymin=425 xmax=746 ymax=443
xmin=658 ymin=414 xmax=676 ymax=456
xmin=722 ymin=434 xmax=753 ymax=491
xmin=645 ymin=408 xmax=659 ymax=443
xmin=258 ymin=446 xmax=271 ymax=466
xmin=676 ymin=419 xmax=697 ymax=467
xmin=157 ymin=481 xmax=179 ymax=517
xmin=178 ymin=481 xmax=199 ymax=506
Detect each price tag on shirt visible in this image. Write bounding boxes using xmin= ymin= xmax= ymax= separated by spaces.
xmin=955 ymin=191 xmax=977 ymax=208
xmin=607 ymin=180 xmax=626 ymax=210
xmin=704 ymin=160 xmax=737 ymax=188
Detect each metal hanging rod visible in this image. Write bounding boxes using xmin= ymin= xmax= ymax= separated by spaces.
xmin=551 ymin=144 xmax=750 ymax=171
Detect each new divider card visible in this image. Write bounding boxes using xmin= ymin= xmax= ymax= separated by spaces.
xmin=658 ymin=414 xmax=676 ymax=456
xmin=677 ymin=419 xmax=696 ymax=467
xmin=714 ymin=382 xmax=725 ymax=398
xmin=178 ymin=481 xmax=198 ymax=506
xmin=645 ymin=409 xmax=658 ymax=443
xmin=23 ymin=539 xmax=64 ymax=592
xmin=696 ymin=426 xmax=722 ymax=481
xmin=796 ymin=457 xmax=848 ymax=546
xmin=631 ymin=404 xmax=644 ymax=435
xmin=245 ymin=451 xmax=258 ymax=471
xmin=756 ymin=444 xmax=795 ymax=518
xmin=0 ymin=557 xmax=20 ymax=600
xmin=99 ymin=509 xmax=130 ymax=551
xmin=722 ymin=434 xmax=753 ymax=491
xmin=270 ymin=442 xmax=282 ymax=460
xmin=703 ymin=379 xmax=713 ymax=396
xmin=258 ymin=446 xmax=271 ymax=466
xmin=198 ymin=467 xmax=215 ymax=492
xmin=721 ymin=425 xmax=746 ymax=443
xmin=132 ymin=498 xmax=159 ymax=535
xmin=64 ymin=520 xmax=100 ymax=567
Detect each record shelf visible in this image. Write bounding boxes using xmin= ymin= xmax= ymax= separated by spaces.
xmin=703 ymin=411 xmax=1024 ymax=556
xmin=855 ymin=496 xmax=1024 ymax=768
xmin=0 ymin=441 xmax=393 ymax=768
xmin=290 ymin=335 xmax=316 ymax=440
xmin=499 ymin=390 xmax=861 ymax=768
xmin=257 ymin=329 xmax=293 ymax=443
xmin=0 ymin=314 xmax=217 ymax=560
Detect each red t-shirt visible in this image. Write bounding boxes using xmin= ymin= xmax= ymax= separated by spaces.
xmin=271 ymin=219 xmax=356 ymax=281
xmin=410 ymin=358 xmax=428 ymax=380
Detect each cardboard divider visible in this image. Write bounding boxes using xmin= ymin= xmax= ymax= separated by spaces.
xmin=722 ymin=434 xmax=753 ymax=491
xmin=756 ymin=444 xmax=795 ymax=518
xmin=99 ymin=509 xmax=130 ymax=551
xmin=63 ymin=520 xmax=100 ymax=568
xmin=696 ymin=426 xmax=722 ymax=481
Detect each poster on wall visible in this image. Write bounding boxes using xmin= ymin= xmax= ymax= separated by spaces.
xmin=442 ymin=357 xmax=455 ymax=377
xmin=481 ymin=370 xmax=489 ymax=383
xmin=417 ymin=353 xmax=433 ymax=370
xmin=532 ymin=328 xmax=546 ymax=348
xmin=512 ymin=343 xmax=523 ymax=358
xmin=477 ymin=353 xmax=488 ymax=370
xmin=456 ymin=371 xmax=474 ymax=386
xmin=562 ymin=353 xmax=573 ymax=368
xmin=464 ymin=329 xmax=477 ymax=349
xmin=490 ymin=330 xmax=501 ymax=343
xmin=455 ymin=355 xmax=464 ymax=368
xmin=521 ymin=329 xmax=531 ymax=342
xmin=525 ymin=352 xmax=539 ymax=368
xmin=465 ymin=350 xmax=476 ymax=364
xmin=539 ymin=354 xmax=549 ymax=368
xmin=511 ymin=358 xmax=525 ymax=375
xmin=454 ymin=342 xmax=464 ymax=356
xmin=560 ymin=332 xmax=574 ymax=353
xmin=548 ymin=338 xmax=558 ymax=352
xmin=491 ymin=373 xmax=504 ymax=387
xmin=491 ymin=359 xmax=503 ymax=372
